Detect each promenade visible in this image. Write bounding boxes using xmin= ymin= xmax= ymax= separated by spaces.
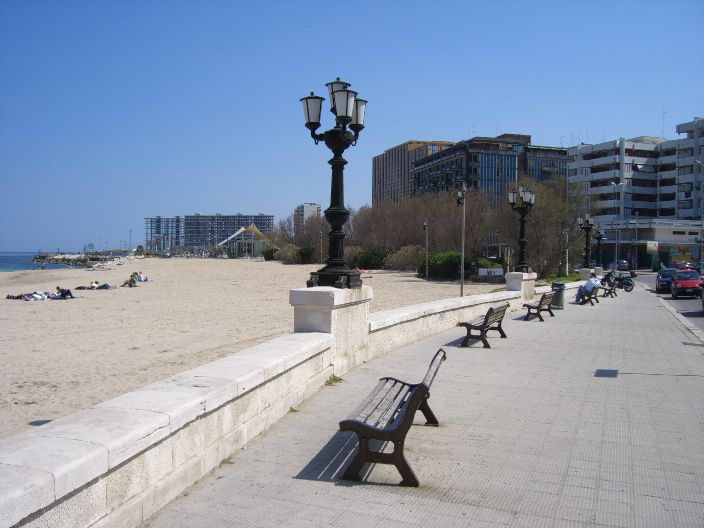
xmin=144 ymin=286 xmax=704 ymax=528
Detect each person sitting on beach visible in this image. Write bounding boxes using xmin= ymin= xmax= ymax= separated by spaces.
xmin=55 ymin=286 xmax=74 ymax=299
xmin=121 ymin=273 xmax=139 ymax=287
xmin=137 ymin=271 xmax=148 ymax=282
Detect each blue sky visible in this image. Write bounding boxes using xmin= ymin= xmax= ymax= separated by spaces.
xmin=1 ymin=0 xmax=702 ymax=251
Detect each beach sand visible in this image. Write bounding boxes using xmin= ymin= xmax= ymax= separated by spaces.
xmin=0 ymin=258 xmax=498 ymax=439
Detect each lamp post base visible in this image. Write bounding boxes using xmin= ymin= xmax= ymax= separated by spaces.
xmin=514 ymin=264 xmax=531 ymax=273
xmin=307 ymin=268 xmax=362 ymax=289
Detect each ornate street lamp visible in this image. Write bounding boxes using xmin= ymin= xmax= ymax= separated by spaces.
xmin=508 ymin=186 xmax=535 ymax=273
xmin=577 ymin=214 xmax=596 ymax=268
xmin=457 ymin=183 xmax=467 ymax=295
xmin=593 ymin=229 xmax=605 ymax=267
xmin=300 ymin=78 xmax=367 ymax=288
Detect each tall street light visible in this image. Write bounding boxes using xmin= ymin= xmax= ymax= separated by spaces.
xmin=577 ymin=214 xmax=596 ymax=268
xmin=593 ymin=229 xmax=604 ymax=267
xmin=508 ymin=186 xmax=536 ymax=273
xmin=457 ymin=182 xmax=467 ymax=296
xmin=423 ymin=218 xmax=429 ymax=280
xmin=300 ymin=78 xmax=367 ymax=288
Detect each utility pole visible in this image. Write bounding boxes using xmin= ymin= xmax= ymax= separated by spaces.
xmin=457 ymin=183 xmax=467 ymax=296
xmin=423 ymin=218 xmax=429 ymax=279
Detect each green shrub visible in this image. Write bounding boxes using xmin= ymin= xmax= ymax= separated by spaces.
xmin=418 ymin=251 xmax=468 ymax=280
xmin=383 ymin=245 xmax=425 ymax=271
xmin=351 ymin=248 xmax=389 ymax=270
xmin=299 ymin=246 xmax=315 ymax=264
xmin=261 ymin=246 xmax=277 ymax=261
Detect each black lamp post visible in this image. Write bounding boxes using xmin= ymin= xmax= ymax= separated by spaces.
xmin=594 ymin=229 xmax=604 ymax=267
xmin=577 ymin=214 xmax=596 ymax=268
xmin=300 ymin=78 xmax=367 ymax=288
xmin=508 ymin=186 xmax=535 ymax=273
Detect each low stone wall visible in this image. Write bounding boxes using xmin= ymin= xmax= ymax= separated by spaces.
xmin=367 ymin=291 xmax=522 ymax=358
xmin=1 ymin=276 xmax=561 ymax=528
xmin=0 ymin=333 xmax=333 ymax=528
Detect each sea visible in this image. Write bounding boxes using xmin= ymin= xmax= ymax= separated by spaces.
xmin=0 ymin=252 xmax=69 ymax=272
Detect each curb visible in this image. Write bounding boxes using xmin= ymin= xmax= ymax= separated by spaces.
xmin=656 ymin=295 xmax=704 ymax=344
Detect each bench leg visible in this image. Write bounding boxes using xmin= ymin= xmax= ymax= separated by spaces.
xmin=418 ymin=396 xmax=439 ymax=426
xmin=480 ymin=330 xmax=490 ymax=348
xmin=391 ymin=440 xmax=419 ymax=487
xmin=460 ymin=329 xmax=471 ymax=347
xmin=536 ymin=311 xmax=544 ymax=322
xmin=342 ymin=436 xmax=368 ymax=481
xmin=547 ymin=307 xmax=554 ymax=317
xmin=497 ymin=323 xmax=507 ymax=339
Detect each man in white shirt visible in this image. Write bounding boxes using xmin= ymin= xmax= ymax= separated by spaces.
xmin=576 ymin=273 xmax=600 ymax=303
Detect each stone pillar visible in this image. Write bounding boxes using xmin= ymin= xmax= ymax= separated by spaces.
xmin=289 ymin=286 xmax=373 ymax=376
xmin=505 ymin=272 xmax=537 ymax=302
xmin=579 ymin=268 xmax=595 ymax=280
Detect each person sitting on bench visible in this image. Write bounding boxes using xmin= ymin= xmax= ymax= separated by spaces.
xmin=575 ymin=273 xmax=600 ymax=303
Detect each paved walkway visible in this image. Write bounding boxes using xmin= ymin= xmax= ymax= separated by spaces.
xmin=144 ymin=287 xmax=704 ymax=528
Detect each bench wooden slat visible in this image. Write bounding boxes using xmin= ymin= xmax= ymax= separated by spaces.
xmin=346 ymin=378 xmax=395 ymax=422
xmin=365 ymin=382 xmax=409 ymax=429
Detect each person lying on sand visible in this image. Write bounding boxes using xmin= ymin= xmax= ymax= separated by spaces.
xmin=55 ymin=286 xmax=74 ymax=299
xmin=76 ymin=281 xmax=114 ymax=290
xmin=6 ymin=291 xmax=47 ymax=301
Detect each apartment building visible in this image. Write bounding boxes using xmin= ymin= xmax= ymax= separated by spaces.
xmin=567 ymin=116 xmax=704 ymax=266
xmin=372 ymin=140 xmax=453 ymax=204
xmin=411 ymin=134 xmax=568 ymax=204
xmin=144 ymin=213 xmax=274 ymax=253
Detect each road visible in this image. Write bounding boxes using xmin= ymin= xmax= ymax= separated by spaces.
xmin=634 ymin=270 xmax=704 ymax=332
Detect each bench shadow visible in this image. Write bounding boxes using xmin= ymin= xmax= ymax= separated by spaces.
xmin=682 ymin=341 xmax=704 ymax=347
xmin=28 ymin=419 xmax=53 ymax=426
xmin=443 ymin=336 xmax=465 ymax=347
xmin=294 ymin=431 xmax=418 ymax=487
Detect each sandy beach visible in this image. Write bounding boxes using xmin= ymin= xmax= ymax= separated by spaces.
xmin=0 ymin=258 xmax=498 ymax=439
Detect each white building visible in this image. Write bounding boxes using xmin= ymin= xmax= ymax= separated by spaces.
xmin=293 ymin=203 xmax=321 ymax=234
xmin=568 ymin=117 xmax=704 ymax=267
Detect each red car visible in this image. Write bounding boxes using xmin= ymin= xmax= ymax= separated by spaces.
xmin=671 ymin=269 xmax=702 ymax=299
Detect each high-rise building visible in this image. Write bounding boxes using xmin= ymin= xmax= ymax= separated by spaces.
xmin=144 ymin=216 xmax=184 ymax=253
xmin=372 ymin=140 xmax=453 ymax=204
xmin=144 ymin=213 xmax=274 ymax=253
xmin=411 ymin=134 xmax=568 ymax=204
xmin=293 ymin=203 xmax=321 ymax=234
xmin=567 ymin=116 xmax=704 ymax=266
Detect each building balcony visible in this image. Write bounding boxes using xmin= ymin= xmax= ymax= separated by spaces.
xmin=659 ymin=200 xmax=677 ymax=209
xmin=630 ymin=187 xmax=657 ymax=195
xmin=659 ymin=169 xmax=678 ymax=179
xmin=659 ymin=184 xmax=678 ymax=193
xmin=592 ymin=199 xmax=621 ymax=209
xmin=659 ymin=154 xmax=677 ymax=165
xmin=589 ymin=168 xmax=619 ymax=179
xmin=678 ymin=156 xmax=695 ymax=168
xmin=631 ymin=201 xmax=658 ymax=209
xmin=678 ymin=173 xmax=696 ymax=184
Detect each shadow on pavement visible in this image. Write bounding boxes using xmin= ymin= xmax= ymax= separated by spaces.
xmin=679 ymin=310 xmax=704 ymax=318
xmin=294 ymin=431 xmax=357 ymax=483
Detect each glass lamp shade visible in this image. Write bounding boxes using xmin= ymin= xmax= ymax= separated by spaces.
xmin=300 ymin=93 xmax=324 ymax=129
xmin=351 ymin=98 xmax=367 ymax=127
xmin=332 ymin=88 xmax=357 ymax=119
xmin=326 ymin=77 xmax=351 ymax=102
xmin=577 ymin=217 xmax=584 ymax=227
xmin=508 ymin=191 xmax=517 ymax=205
xmin=526 ymin=191 xmax=535 ymax=205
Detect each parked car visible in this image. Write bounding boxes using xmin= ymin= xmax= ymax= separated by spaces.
xmin=671 ymin=269 xmax=702 ymax=299
xmin=610 ymin=260 xmax=629 ymax=271
xmin=655 ymin=268 xmax=677 ymax=293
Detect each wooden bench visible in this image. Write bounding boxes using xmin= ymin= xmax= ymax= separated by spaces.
xmin=339 ymin=349 xmax=446 ymax=487
xmin=578 ymin=286 xmax=600 ymax=305
xmin=601 ymin=281 xmax=617 ymax=298
xmin=458 ymin=303 xmax=509 ymax=348
xmin=523 ymin=291 xmax=555 ymax=321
